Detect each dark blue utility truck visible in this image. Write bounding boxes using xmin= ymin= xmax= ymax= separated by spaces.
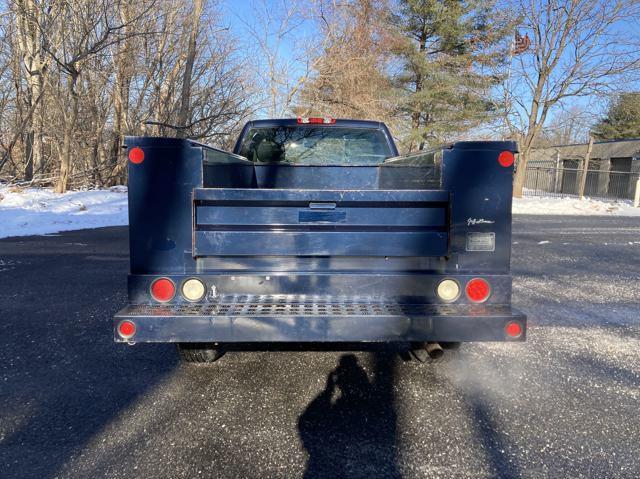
xmin=114 ymin=118 xmax=526 ymax=363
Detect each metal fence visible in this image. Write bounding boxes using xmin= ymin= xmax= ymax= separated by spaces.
xmin=523 ymin=166 xmax=640 ymax=201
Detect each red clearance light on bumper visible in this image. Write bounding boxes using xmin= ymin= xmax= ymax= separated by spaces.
xmin=297 ymin=117 xmax=336 ymax=124
xmin=151 ymin=278 xmax=176 ymax=302
xmin=128 ymin=147 xmax=145 ymax=164
xmin=498 ymin=151 xmax=515 ymax=167
xmin=118 ymin=320 xmax=136 ymax=339
xmin=465 ymin=278 xmax=491 ymax=303
xmin=505 ymin=321 xmax=523 ymax=338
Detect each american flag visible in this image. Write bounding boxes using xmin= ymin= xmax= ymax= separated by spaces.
xmin=513 ymin=31 xmax=531 ymax=55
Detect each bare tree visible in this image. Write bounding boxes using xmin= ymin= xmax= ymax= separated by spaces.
xmin=107 ymin=1 xmax=137 ymax=185
xmin=11 ymin=0 xmax=50 ymax=180
xmin=0 ymin=0 xmax=256 ymax=190
xmin=506 ymin=0 xmax=640 ymax=197
xmin=537 ymin=105 xmax=594 ymax=146
xmin=241 ymin=0 xmax=313 ymax=117
xmin=137 ymin=1 xmax=254 ymax=141
xmin=297 ymin=0 xmax=395 ymax=124
xmin=33 ymin=0 xmax=152 ymax=192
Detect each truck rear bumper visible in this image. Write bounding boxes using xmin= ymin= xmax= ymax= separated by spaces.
xmin=114 ymin=301 xmax=526 ymax=343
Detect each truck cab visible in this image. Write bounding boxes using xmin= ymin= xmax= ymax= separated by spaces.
xmin=114 ymin=118 xmax=526 ymax=362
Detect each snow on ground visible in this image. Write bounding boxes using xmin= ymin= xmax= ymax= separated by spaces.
xmin=513 ymin=196 xmax=640 ymax=217
xmin=0 ymin=184 xmax=128 ymax=239
xmin=1 ymin=184 xmax=639 ymax=239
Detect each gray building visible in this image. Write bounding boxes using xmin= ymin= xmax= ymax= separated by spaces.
xmin=526 ymin=138 xmax=640 ymax=199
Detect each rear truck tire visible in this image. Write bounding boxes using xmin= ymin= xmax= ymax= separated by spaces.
xmin=409 ymin=342 xmax=460 ymax=364
xmin=177 ymin=343 xmax=225 ymax=363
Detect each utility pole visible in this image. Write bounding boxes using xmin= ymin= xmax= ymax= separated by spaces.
xmin=578 ymin=136 xmax=594 ymax=199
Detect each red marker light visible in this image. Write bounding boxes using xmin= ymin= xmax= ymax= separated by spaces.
xmin=505 ymin=321 xmax=523 ymax=338
xmin=151 ymin=278 xmax=175 ymax=302
xmin=118 ymin=320 xmax=136 ymax=339
xmin=129 ymin=147 xmax=145 ymax=164
xmin=498 ymin=151 xmax=515 ymax=167
xmin=465 ymin=278 xmax=491 ymax=303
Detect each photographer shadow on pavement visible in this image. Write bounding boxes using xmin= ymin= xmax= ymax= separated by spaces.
xmin=298 ymin=353 xmax=401 ymax=479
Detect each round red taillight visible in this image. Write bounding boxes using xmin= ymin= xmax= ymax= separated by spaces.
xmin=129 ymin=147 xmax=145 ymax=164
xmin=151 ymin=278 xmax=175 ymax=302
xmin=118 ymin=320 xmax=136 ymax=339
xmin=505 ymin=321 xmax=523 ymax=338
xmin=465 ymin=278 xmax=491 ymax=303
xmin=498 ymin=151 xmax=515 ymax=167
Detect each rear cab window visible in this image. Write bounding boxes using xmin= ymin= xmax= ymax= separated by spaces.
xmin=236 ymin=124 xmax=394 ymax=166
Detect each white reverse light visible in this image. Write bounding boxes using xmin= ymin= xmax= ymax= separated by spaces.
xmin=437 ymin=279 xmax=461 ymax=302
xmin=182 ymin=278 xmax=206 ymax=302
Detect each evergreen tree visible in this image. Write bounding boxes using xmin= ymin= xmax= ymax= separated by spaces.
xmin=592 ymin=93 xmax=640 ymax=140
xmin=391 ymin=0 xmax=511 ymax=150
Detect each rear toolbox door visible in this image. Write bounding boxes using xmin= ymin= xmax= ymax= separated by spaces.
xmin=192 ymin=188 xmax=450 ymax=257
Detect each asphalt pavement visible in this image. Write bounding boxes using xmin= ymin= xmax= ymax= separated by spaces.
xmin=0 ymin=216 xmax=639 ymax=478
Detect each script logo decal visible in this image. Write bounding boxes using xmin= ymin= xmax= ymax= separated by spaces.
xmin=467 ymin=218 xmax=495 ymax=226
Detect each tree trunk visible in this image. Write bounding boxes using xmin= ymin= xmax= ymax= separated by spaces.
xmin=512 ymin=146 xmax=530 ymax=198
xmin=92 ymin=118 xmax=106 ymax=186
xmin=110 ymin=89 xmax=125 ymax=184
xmin=24 ymin=131 xmax=34 ymax=180
xmin=56 ymin=130 xmax=72 ymax=194
xmin=109 ymin=2 xmax=132 ymax=186
xmin=56 ymin=72 xmax=79 ymax=194
xmin=578 ymin=136 xmax=594 ymax=199
xmin=23 ymin=80 xmax=45 ymax=181
xmin=29 ymin=75 xmax=45 ymax=176
xmin=14 ymin=0 xmax=47 ymax=180
xmin=177 ymin=0 xmax=203 ymax=138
